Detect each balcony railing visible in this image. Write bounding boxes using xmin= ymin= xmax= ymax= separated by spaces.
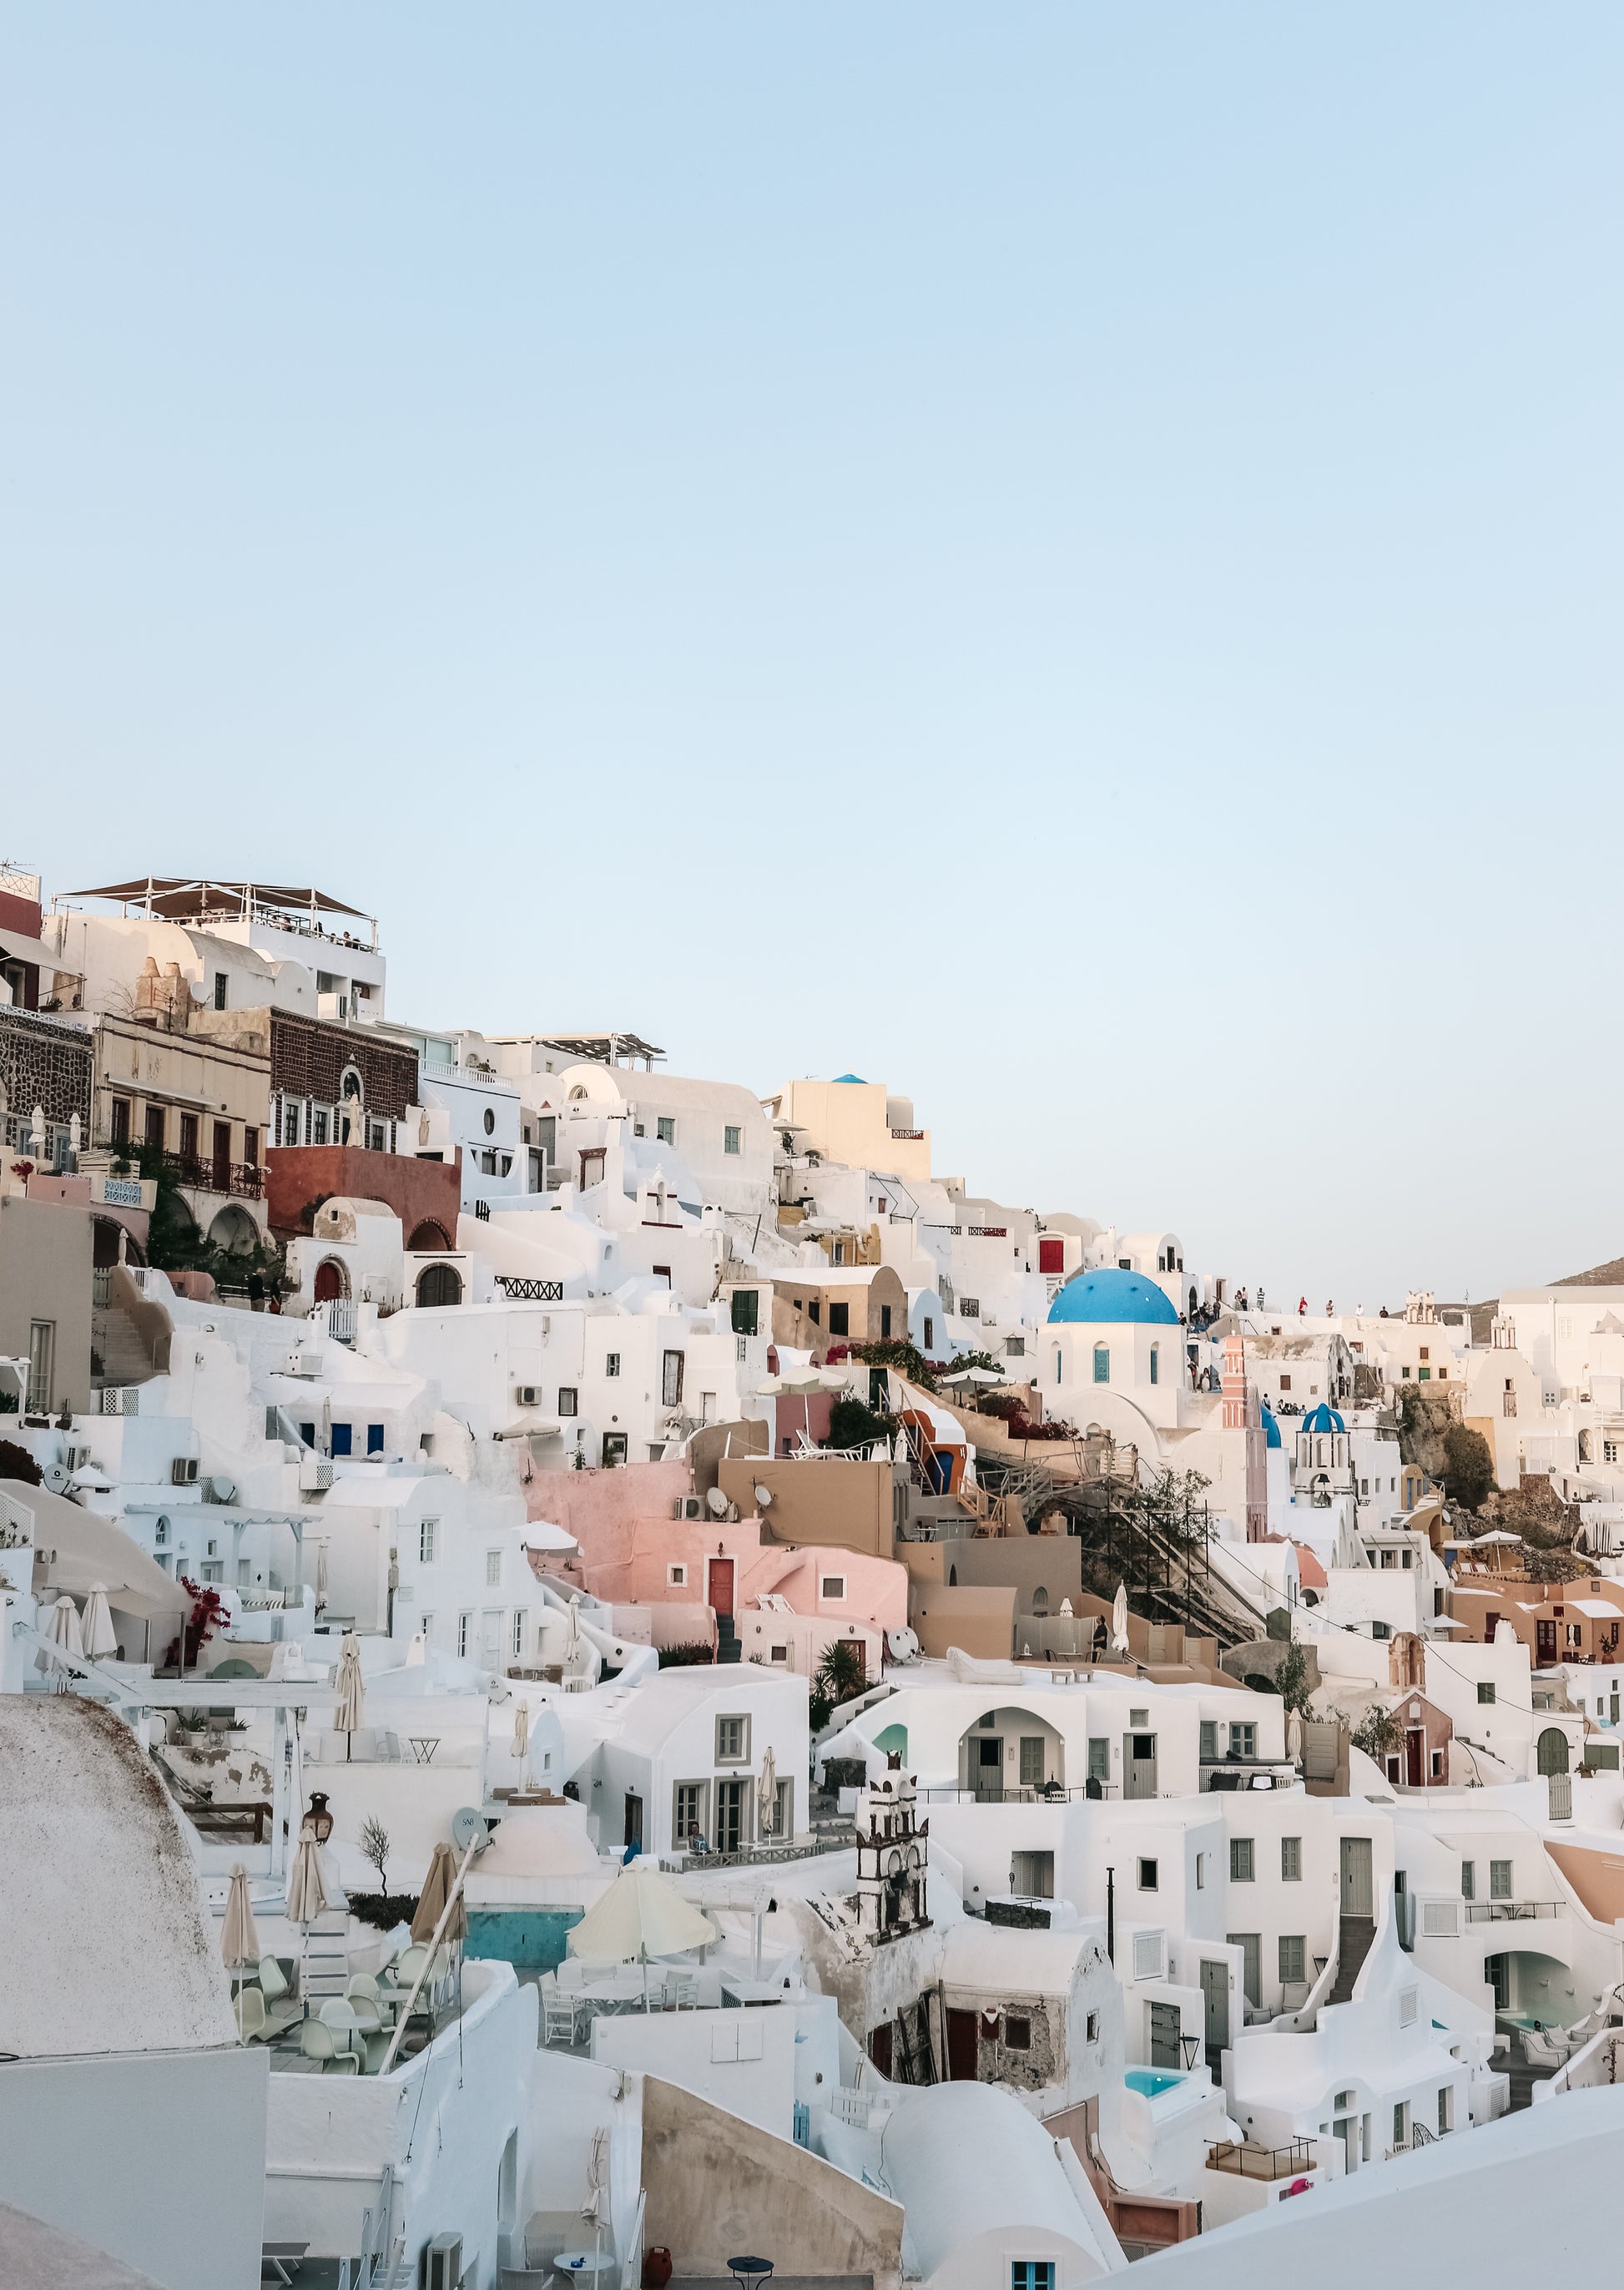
xmin=495 ymin=1276 xmax=565 ymax=1302
xmin=1206 ymin=2139 xmax=1315 ymax=2182
xmin=103 ymin=1143 xmax=265 ymax=1200
xmin=919 ymin=1783 xmax=1116 ymax=1804
xmin=1464 ymin=1899 xmax=1564 ymax=1923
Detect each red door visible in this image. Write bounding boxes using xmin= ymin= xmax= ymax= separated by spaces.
xmin=1038 ymin=1238 xmax=1064 ymax=1276
xmin=1536 ymin=1619 xmax=1558 ymax=1667
xmin=946 ymin=2009 xmax=979 ymax=2081
xmin=707 ymin=1558 xmax=734 ymax=1617
xmin=1405 ymin=1729 xmax=1424 ymax=1788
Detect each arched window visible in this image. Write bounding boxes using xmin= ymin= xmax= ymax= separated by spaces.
xmin=313 ymin=1258 xmax=349 ymax=1304
xmin=416 ymin=1262 xmax=463 ymax=1309
xmin=1093 ymin=1344 xmax=1110 ymax=1385
xmin=1536 ymin=1727 xmax=1570 ymax=1776
xmin=1031 ymin=1586 xmax=1049 ymax=1617
xmin=1149 ymin=1344 xmax=1159 ymax=1386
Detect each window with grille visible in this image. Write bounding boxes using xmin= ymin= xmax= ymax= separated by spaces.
xmin=606 ymin=1353 xmax=621 ymax=1378
xmin=557 ymin=1387 xmax=578 ymax=1416
xmin=1011 ymin=2267 xmax=1054 ymax=2290
xmin=1281 ymin=1836 xmax=1302 ymax=1881
xmin=1279 ymin=1934 xmax=1305 ymax=1984
xmin=715 ymin=1715 xmax=749 ymax=1763
xmin=419 ymin=1520 xmax=437 ymax=1564
xmin=1132 ymin=1931 xmax=1163 ymax=1980
xmin=487 ymin=1550 xmax=502 ymax=1586
xmin=1231 ymin=1838 xmax=1255 ymax=1881
xmin=1490 ymin=1859 xmax=1513 ymax=1900
xmin=724 ymin=1125 xmax=740 ymax=1154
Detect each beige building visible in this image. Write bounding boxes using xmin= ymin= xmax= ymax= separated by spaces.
xmin=771 ymin=1265 xmax=910 ymax=1359
xmin=0 ymin=1192 xmax=93 ymax=1417
xmin=95 ymin=997 xmax=271 ymax=1253
xmin=765 ymin=1076 xmax=932 ymax=1183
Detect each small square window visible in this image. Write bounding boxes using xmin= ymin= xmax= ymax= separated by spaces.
xmin=1137 ymin=1857 xmax=1158 ymax=1890
xmin=716 ymin=1714 xmax=749 ymax=1764
xmin=557 ymin=1387 xmax=578 ymax=1417
xmin=820 ymin=1576 xmax=846 ymax=1601
xmin=668 ymin=1563 xmax=687 ymax=1587
xmin=724 ymin=1125 xmax=741 ymax=1155
xmin=1003 ymin=2015 xmax=1031 ymax=2050
xmin=1477 ymin=1682 xmax=1495 ymax=1705
xmin=606 ymin=1353 xmax=621 ymax=1378
xmin=657 ymin=1117 xmax=675 ymax=1145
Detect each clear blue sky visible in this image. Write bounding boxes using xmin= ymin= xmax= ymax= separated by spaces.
xmin=4 ymin=7 xmax=1621 ymax=1304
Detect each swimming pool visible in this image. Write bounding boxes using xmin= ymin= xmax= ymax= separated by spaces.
xmin=464 ymin=1905 xmax=583 ymax=1971
xmin=1125 ymin=2068 xmax=1186 ymax=2099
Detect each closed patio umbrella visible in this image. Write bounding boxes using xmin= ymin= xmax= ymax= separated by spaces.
xmin=411 ymin=1841 xmax=467 ymax=1944
xmin=48 ymin=1593 xmax=83 ymax=1686
xmin=757 ymin=1745 xmax=777 ymax=1839
xmin=333 ymin=1632 xmax=364 ymax=1759
xmin=1287 ymin=1711 xmax=1305 ymax=1766
xmin=1111 ymin=1582 xmax=1130 ymax=1657
xmin=314 ymin=1543 xmax=329 ymax=1611
xmin=285 ymin=1822 xmax=329 ymax=2010
xmin=221 ymin=1863 xmax=262 ymax=2036
xmin=81 ymin=1581 xmax=119 ymax=1662
xmin=512 ymin=1697 xmax=530 ymax=1768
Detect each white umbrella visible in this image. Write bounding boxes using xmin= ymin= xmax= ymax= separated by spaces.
xmin=512 ymin=1698 xmax=531 ymax=1767
xmin=1286 ymin=1711 xmax=1304 ymax=1765
xmin=757 ymin=1745 xmax=777 ymax=1839
xmin=221 ymin=1863 xmax=262 ymax=2035
xmin=48 ymin=1593 xmax=84 ymax=1685
xmin=567 ymin=1861 xmax=715 ymax=1971
xmin=314 ymin=1544 xmax=329 ymax=1611
xmin=562 ymin=1597 xmax=583 ymax=1671
xmin=81 ymin=1582 xmax=119 ymax=1661
xmin=1111 ymin=1583 xmax=1130 ymax=1657
xmin=333 ymin=1632 xmax=364 ymax=1759
xmin=285 ymin=1822 xmax=329 ymax=2009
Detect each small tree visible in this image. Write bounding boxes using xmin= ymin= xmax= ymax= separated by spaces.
xmin=809 ymin=1638 xmax=867 ymax=1733
xmin=359 ymin=1816 xmax=391 ymax=1892
xmin=1272 ymin=1642 xmax=1314 ymax=1717
xmin=1349 ymin=1704 xmax=1401 ymax=1761
xmin=1440 ymin=1423 xmax=1495 ymax=1512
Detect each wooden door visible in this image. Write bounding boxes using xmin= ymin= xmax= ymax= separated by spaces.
xmin=707 ymin=1557 xmax=734 ymax=1617
xmin=1405 ymin=1728 xmax=1425 ymax=1788
xmin=1148 ymin=2000 xmax=1181 ymax=2067
xmin=1536 ymin=1619 xmax=1558 ymax=1666
xmin=868 ymin=2021 xmax=894 ymax=2076
xmin=1227 ymin=1933 xmax=1261 ymax=2008
xmin=1340 ymin=1836 xmax=1374 ymax=1919
xmin=946 ymin=2008 xmax=979 ymax=2081
xmin=1123 ymin=1732 xmax=1158 ymax=1798
xmin=623 ymin=1793 xmax=643 ymax=1850
xmin=1199 ymin=1959 xmax=1228 ymax=2053
xmin=212 ymin=1121 xmax=231 ymax=1190
xmin=974 ymin=1737 xmax=1003 ymax=1800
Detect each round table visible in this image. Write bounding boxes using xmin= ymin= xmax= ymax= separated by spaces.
xmin=727 ymin=2260 xmax=774 ymax=2290
xmin=553 ymin=2253 xmax=618 ymax=2285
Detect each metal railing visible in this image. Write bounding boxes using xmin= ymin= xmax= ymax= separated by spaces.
xmin=1206 ymin=2138 xmax=1315 ymax=2182
xmin=1465 ymin=1899 xmax=1565 ymax=1923
xmin=918 ymin=1783 xmax=1115 ymax=1804
xmin=103 ymin=1142 xmax=265 ymax=1199
xmin=495 ymin=1275 xmax=565 ymax=1302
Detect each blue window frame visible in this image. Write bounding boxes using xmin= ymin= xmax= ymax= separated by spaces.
xmin=1092 ymin=1344 xmax=1110 ymax=1385
xmin=367 ymin=1423 xmax=385 ymax=1455
xmin=1012 ymin=2267 xmax=1055 ymax=2290
xmin=299 ymin=1422 xmax=315 ymax=1448
xmin=1150 ymin=1344 xmax=1159 ymax=1385
xmin=330 ymin=1423 xmax=353 ymax=1457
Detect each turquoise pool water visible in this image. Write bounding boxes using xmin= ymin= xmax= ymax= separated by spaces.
xmin=1125 ymin=2068 xmax=1186 ymax=2099
xmin=464 ymin=1906 xmax=583 ymax=1971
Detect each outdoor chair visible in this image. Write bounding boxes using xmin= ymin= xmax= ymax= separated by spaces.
xmin=664 ymin=1974 xmax=698 ymax=2010
xmin=236 ymin=1985 xmax=290 ymax=2043
xmin=542 ymin=1990 xmax=581 ymax=2048
xmin=300 ymin=2018 xmax=360 ymax=2072
xmin=259 ymin=1956 xmax=291 ymax=2005
xmin=1522 ymin=2025 xmax=1571 ymax=2069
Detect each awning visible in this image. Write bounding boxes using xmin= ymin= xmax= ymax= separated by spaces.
xmin=0 ymin=926 xmax=76 ymax=973
xmin=62 ymin=878 xmax=369 ymax=922
xmin=2 ymin=1480 xmax=189 ymax=1619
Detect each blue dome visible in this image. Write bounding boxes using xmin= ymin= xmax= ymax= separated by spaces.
xmin=1301 ymin=1403 xmax=1344 ymax=1434
xmin=1047 ymin=1269 xmax=1181 ymax=1327
xmin=832 ymin=1072 xmax=866 ymax=1085
xmin=1262 ymin=1403 xmax=1282 ymax=1449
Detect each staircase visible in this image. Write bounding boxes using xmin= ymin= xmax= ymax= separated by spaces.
xmin=1328 ymin=1915 xmax=1375 ymax=2005
xmin=92 ymin=1300 xmax=159 ymax=1392
xmin=716 ymin=1614 xmax=741 ymax=1664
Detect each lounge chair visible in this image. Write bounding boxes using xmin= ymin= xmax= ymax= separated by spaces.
xmin=1522 ymin=2025 xmax=1570 ymax=2069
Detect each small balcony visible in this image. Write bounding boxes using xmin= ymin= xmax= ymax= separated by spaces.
xmin=1206 ymin=2138 xmax=1316 ymax=2182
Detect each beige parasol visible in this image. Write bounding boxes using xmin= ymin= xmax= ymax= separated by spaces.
xmin=333 ymin=1632 xmax=364 ymax=1758
xmin=81 ymin=1581 xmax=119 ymax=1661
xmin=221 ymin=1863 xmax=262 ymax=2034
xmin=411 ymin=1841 xmax=468 ymax=1944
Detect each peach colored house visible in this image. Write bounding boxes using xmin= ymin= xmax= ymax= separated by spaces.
xmin=522 ymin=1456 xmax=907 ymax=1674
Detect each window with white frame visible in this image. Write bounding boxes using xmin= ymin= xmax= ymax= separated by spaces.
xmin=724 ymin=1125 xmax=740 ymax=1154
xmin=715 ymin=1714 xmax=749 ymax=1764
xmin=668 ymin=1563 xmax=687 ymax=1587
xmin=512 ymin=1610 xmax=527 ymax=1657
xmin=820 ymin=1575 xmax=846 ymax=1601
xmin=457 ymin=1613 xmax=471 ymax=1657
xmin=420 ymin=1519 xmax=437 ymax=1564
xmin=487 ymin=1550 xmax=502 ymax=1587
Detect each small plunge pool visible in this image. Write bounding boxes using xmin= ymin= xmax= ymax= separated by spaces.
xmin=1125 ymin=2068 xmax=1187 ymax=2099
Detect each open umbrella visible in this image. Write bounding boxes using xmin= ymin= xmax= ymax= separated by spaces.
xmin=221 ymin=1863 xmax=262 ymax=2035
xmin=1111 ymin=1583 xmax=1130 ymax=1658
xmin=48 ymin=1593 xmax=84 ymax=1687
xmin=81 ymin=1582 xmax=119 ymax=1661
xmin=567 ymin=1861 xmax=714 ymax=1968
xmin=757 ymin=1745 xmax=777 ymax=1839
xmin=412 ymin=1841 xmax=468 ymax=1945
xmin=285 ymin=1821 xmax=329 ymax=2010
xmin=333 ymin=1632 xmax=364 ymax=1760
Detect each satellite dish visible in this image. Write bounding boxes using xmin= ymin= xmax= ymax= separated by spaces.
xmin=706 ymin=1486 xmax=729 ymax=1517
xmin=43 ymin=1465 xmax=71 ymax=1494
xmin=451 ymin=1807 xmax=490 ymax=1854
xmin=211 ymin=1477 xmax=237 ymax=1506
xmin=754 ymin=1484 xmax=774 ymax=1507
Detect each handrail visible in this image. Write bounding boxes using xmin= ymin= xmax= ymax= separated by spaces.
xmin=9 ymin=1617 xmax=149 ymax=1712
xmin=376 ymin=1836 xmax=481 ymax=2076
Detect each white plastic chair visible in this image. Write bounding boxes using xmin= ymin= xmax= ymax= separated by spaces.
xmin=542 ymin=1989 xmax=581 ymax=2048
xmin=300 ymin=2017 xmax=360 ymax=2072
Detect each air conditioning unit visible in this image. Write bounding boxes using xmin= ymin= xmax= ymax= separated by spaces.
xmin=64 ymin=1443 xmax=90 ymax=1470
xmin=671 ymin=1496 xmax=703 ymax=1520
xmin=285 ymin=1353 xmax=320 ymax=1378
xmin=421 ymin=2234 xmax=463 ymax=2290
xmin=517 ymin=1386 xmax=542 ymax=1408
xmin=170 ymin=1456 xmax=199 ymax=1485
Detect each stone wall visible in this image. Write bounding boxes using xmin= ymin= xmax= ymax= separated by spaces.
xmin=0 ymin=1007 xmax=93 ymax=1136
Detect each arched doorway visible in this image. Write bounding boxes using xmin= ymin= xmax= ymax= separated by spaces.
xmin=208 ymin=1203 xmax=260 ymax=1258
xmin=1536 ymin=1727 xmax=1570 ymax=1776
xmin=313 ymin=1258 xmax=349 ymax=1304
xmin=416 ymin=1262 xmax=462 ymax=1308
xmin=407 ymin=1219 xmax=452 ymax=1253
xmin=91 ymin=1215 xmax=144 ymax=1270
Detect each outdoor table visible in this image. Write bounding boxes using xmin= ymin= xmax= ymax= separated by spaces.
xmin=719 ymin=1977 xmax=782 ymax=2008
xmin=408 ymin=1736 xmax=441 ymax=1764
xmin=727 ymin=2258 xmax=774 ymax=2290
xmin=553 ymin=2251 xmax=618 ymax=2283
